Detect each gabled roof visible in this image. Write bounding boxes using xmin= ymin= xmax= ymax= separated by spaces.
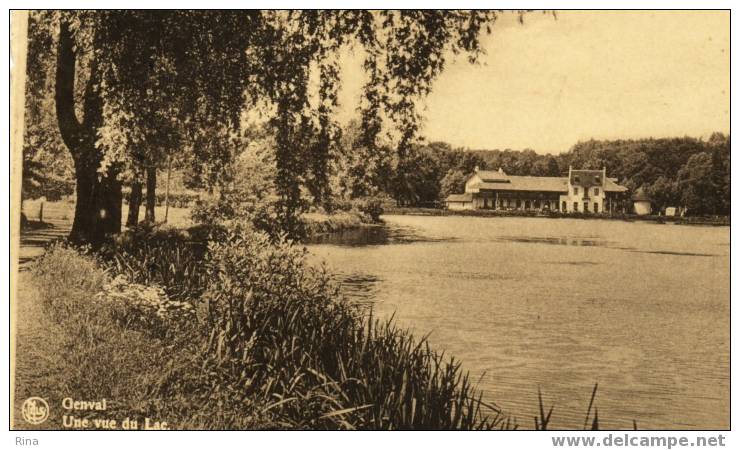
xmin=465 ymin=168 xmax=628 ymax=194
xmin=604 ymin=178 xmax=628 ymax=193
xmin=446 ymin=193 xmax=473 ymax=202
xmin=570 ymin=170 xmax=603 ymax=188
xmin=478 ymin=176 xmax=568 ymax=192
xmin=474 ymin=170 xmax=510 ymax=182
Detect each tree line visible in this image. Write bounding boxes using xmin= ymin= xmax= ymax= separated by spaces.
xmin=20 ymin=10 xmax=728 ymax=242
xmin=353 ymin=134 xmax=729 ymax=215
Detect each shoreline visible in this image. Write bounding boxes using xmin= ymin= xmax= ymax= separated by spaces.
xmin=302 ymin=211 xmax=384 ymax=237
xmin=381 ymin=207 xmax=730 ymax=227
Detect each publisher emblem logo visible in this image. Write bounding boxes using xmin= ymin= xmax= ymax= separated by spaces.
xmin=21 ymin=397 xmax=49 ymax=425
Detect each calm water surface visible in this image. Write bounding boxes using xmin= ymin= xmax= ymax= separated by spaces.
xmin=308 ymin=215 xmax=729 ymax=430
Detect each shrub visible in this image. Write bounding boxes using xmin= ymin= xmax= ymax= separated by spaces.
xmin=202 ymin=227 xmax=504 ymax=429
xmin=351 ymin=196 xmax=385 ymax=223
xmin=191 ymin=195 xmax=237 ymax=226
xmin=95 ymin=275 xmax=196 ymax=334
xmin=301 ymin=210 xmax=366 ymax=236
xmin=327 ymin=197 xmax=354 ymax=213
xmin=99 ymin=224 xmax=209 ymax=303
xmin=191 ymin=193 xmax=283 ymax=239
xmin=25 ymin=228 xmax=613 ymax=430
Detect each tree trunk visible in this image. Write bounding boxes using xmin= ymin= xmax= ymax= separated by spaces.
xmin=101 ymin=172 xmax=123 ymax=235
xmin=126 ymin=180 xmax=143 ymax=227
xmin=164 ymin=156 xmax=172 ymax=223
xmin=56 ymin=19 xmax=122 ymax=246
xmin=145 ymin=165 xmax=156 ymax=222
xmin=68 ymin=158 xmax=122 ymax=245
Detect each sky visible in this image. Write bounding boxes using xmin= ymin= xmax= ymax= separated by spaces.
xmin=337 ymin=10 xmax=730 ymax=154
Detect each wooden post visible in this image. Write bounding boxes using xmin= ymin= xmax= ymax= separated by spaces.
xmin=164 ymin=155 xmax=172 ymax=223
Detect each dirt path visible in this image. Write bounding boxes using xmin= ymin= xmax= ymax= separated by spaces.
xmin=12 ymin=219 xmax=71 ymax=428
xmin=17 ymin=216 xmax=71 ymax=269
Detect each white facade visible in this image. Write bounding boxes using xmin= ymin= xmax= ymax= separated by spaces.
xmin=559 ymin=167 xmax=608 ymax=213
xmin=559 ymin=184 xmax=607 ymax=213
xmin=634 ymin=201 xmax=652 ymax=215
xmin=445 ymin=167 xmax=627 ymax=213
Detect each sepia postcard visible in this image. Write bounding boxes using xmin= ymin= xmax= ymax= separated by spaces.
xmin=8 ymin=7 xmax=731 ymax=439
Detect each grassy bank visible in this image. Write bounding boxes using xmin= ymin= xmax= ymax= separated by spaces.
xmin=302 ymin=210 xmax=380 ymax=236
xmin=303 ymin=197 xmax=386 ymax=237
xmin=16 ymin=226 xmax=508 ymax=430
xmin=20 ymin=200 xmax=387 ymax=242
xmin=15 ymin=253 xmax=245 ymax=429
xmin=383 ymin=206 xmax=730 ymax=226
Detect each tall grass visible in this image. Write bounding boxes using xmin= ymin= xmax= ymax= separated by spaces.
xmin=26 ymin=227 xmax=614 ymax=430
xmin=100 ymin=225 xmax=209 ymax=302
xmin=27 ymin=229 xmax=507 ymax=429
xmin=27 ymin=242 xmax=271 ymax=429
xmin=202 ymin=228 xmax=506 ymax=429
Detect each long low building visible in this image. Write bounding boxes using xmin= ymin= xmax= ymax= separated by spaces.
xmin=445 ymin=166 xmax=629 ymax=213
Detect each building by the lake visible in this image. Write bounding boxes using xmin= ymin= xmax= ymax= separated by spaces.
xmin=445 ymin=166 xmax=629 ymax=213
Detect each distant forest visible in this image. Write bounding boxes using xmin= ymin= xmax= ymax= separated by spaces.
xmin=23 ymin=115 xmax=730 ymax=217
xmin=377 ymin=133 xmax=730 ymax=216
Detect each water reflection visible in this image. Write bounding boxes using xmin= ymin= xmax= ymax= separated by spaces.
xmin=307 ymin=223 xmax=453 ymax=246
xmin=630 ymin=250 xmax=717 ymax=257
xmin=498 ymin=236 xmax=612 ymax=247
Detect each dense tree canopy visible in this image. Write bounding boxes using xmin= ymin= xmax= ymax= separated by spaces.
xmin=372 ymin=134 xmax=729 ymax=215
xmin=25 ymin=10 xmax=509 ymax=242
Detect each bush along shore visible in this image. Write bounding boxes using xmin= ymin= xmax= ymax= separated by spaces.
xmin=382 ymin=206 xmax=730 ymax=226
xmin=22 ymin=210 xmax=615 ymax=430
xmin=302 ymin=196 xmax=386 ymax=237
xmin=25 ymin=222 xmax=514 ymax=430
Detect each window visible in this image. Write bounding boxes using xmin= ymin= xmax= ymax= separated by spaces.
xmin=562 ymin=201 xmax=567 ymax=212
xmin=516 ymin=199 xmax=521 ymax=208
xmin=574 ymin=187 xmax=579 ymax=195
xmin=573 ymin=202 xmax=579 ymax=211
xmin=594 ymin=187 xmax=600 ymax=196
xmin=584 ymin=201 xmax=589 ymax=212
xmin=594 ymin=203 xmax=599 ymax=213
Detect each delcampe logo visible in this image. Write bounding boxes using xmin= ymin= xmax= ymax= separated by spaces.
xmin=21 ymin=397 xmax=49 ymax=425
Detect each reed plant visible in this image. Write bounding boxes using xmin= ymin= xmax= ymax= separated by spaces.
xmin=199 ymin=227 xmax=508 ymax=429
xmin=25 ymin=225 xmax=616 ymax=430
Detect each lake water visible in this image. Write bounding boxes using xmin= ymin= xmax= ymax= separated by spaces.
xmin=308 ymin=215 xmax=730 ymax=430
